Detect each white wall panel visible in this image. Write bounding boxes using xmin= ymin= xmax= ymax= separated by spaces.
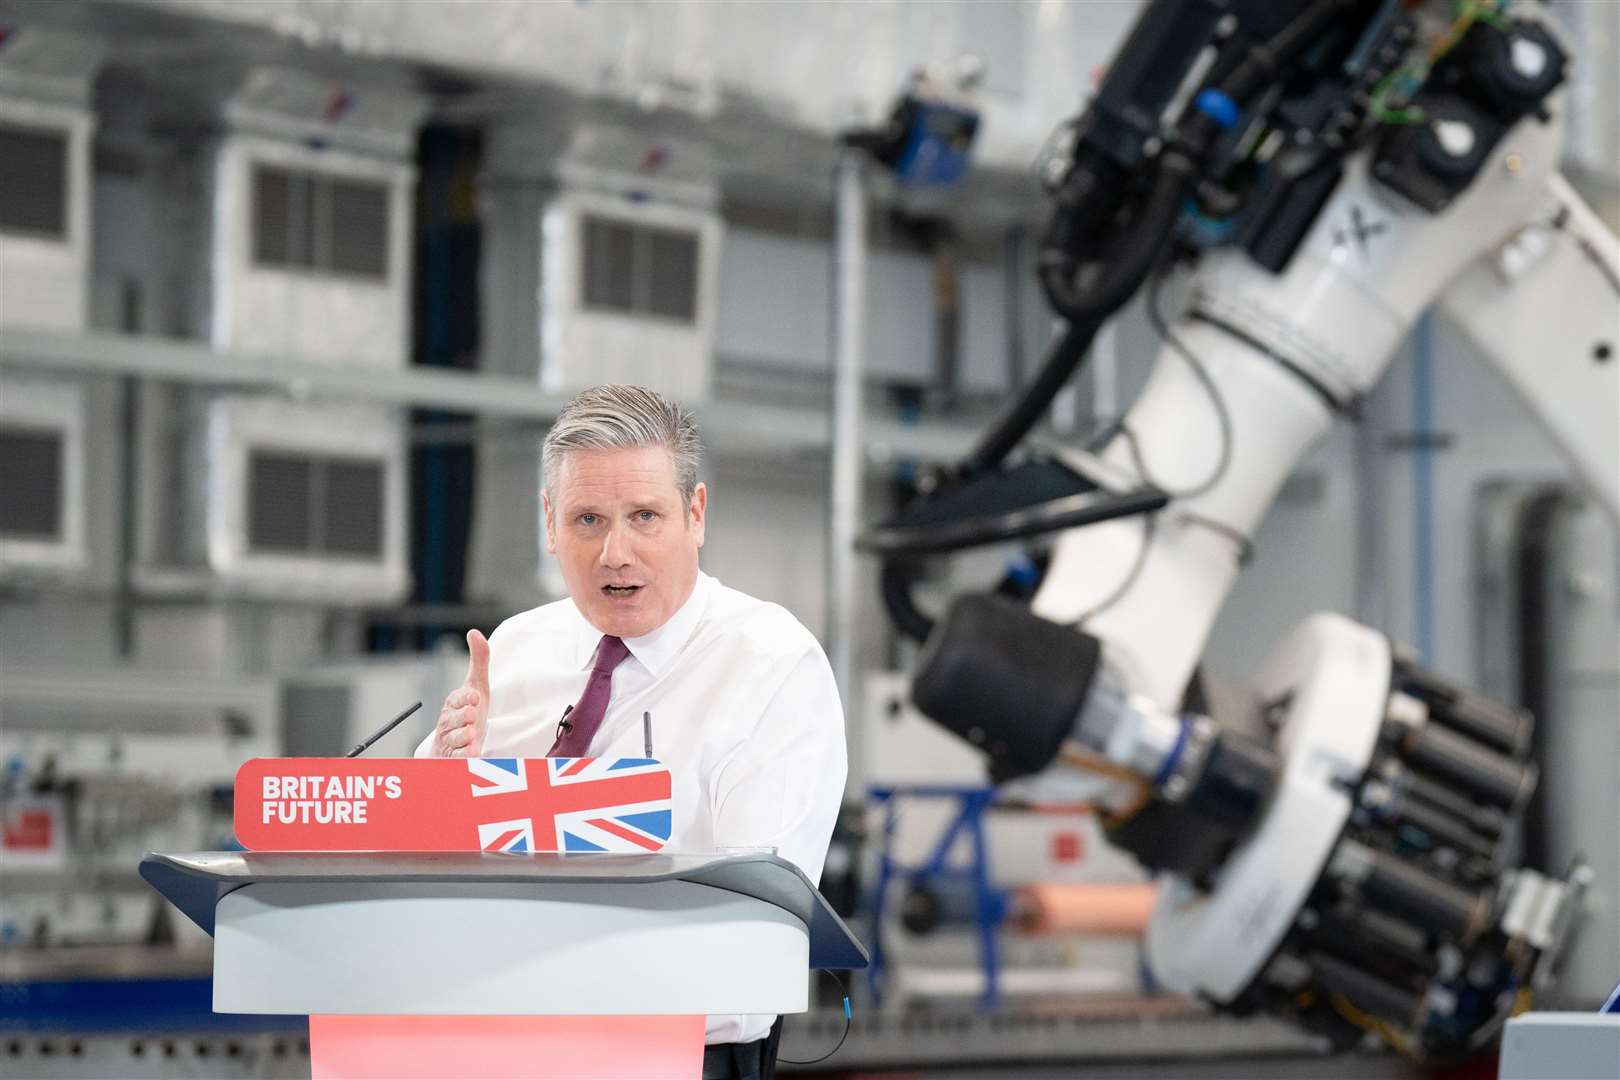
xmin=699 ymin=460 xmax=832 ymax=640
xmin=0 ymin=598 xmax=122 ymax=668
xmin=863 ymin=247 xmax=934 ymax=383
xmin=714 ymin=228 xmax=831 ymax=371
xmin=133 ymin=604 xmax=329 ymax=675
xmin=715 ymin=225 xmax=1022 ymax=394
xmin=959 ymin=259 xmax=1011 ymax=393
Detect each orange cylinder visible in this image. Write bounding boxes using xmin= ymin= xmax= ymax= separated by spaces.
xmin=1014 ymin=881 xmax=1158 ymax=935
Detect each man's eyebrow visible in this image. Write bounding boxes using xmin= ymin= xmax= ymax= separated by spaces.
xmin=563 ymin=495 xmax=673 ymax=514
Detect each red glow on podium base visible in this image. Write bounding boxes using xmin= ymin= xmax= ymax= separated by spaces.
xmin=309 ymin=1014 xmax=705 ymax=1079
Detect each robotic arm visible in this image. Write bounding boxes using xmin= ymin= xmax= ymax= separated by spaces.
xmin=862 ymin=0 xmax=1617 ymax=1061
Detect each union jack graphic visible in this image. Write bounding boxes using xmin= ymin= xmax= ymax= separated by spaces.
xmin=477 ymin=817 xmax=536 ymax=853
xmin=465 ymin=757 xmax=672 ymax=854
xmin=468 ymin=758 xmax=528 ymax=797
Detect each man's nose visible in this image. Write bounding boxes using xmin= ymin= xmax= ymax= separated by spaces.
xmin=598 ymin=522 xmax=633 ymax=568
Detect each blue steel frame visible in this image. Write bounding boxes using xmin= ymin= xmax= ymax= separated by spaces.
xmin=866 ymin=784 xmax=1007 ymax=1009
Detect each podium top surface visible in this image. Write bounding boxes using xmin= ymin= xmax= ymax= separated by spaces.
xmin=141 ymin=850 xmax=868 ymax=971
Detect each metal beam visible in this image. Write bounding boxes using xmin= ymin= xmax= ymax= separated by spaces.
xmin=0 ymin=326 xmax=992 ymax=463
xmin=0 ymin=327 xmax=576 ymax=418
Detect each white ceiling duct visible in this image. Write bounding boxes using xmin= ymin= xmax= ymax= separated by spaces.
xmin=116 ymin=0 xmax=1145 ymax=175
xmin=203 ymin=66 xmax=428 ymax=365
xmin=0 ymin=374 xmax=88 ymax=578
xmin=0 ymin=25 xmax=103 ymax=333
xmin=483 ymin=113 xmax=723 ymax=400
xmin=198 ymin=395 xmax=410 ymax=604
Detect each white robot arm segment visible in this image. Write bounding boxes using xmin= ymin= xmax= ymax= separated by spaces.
xmin=1436 ymin=173 xmax=1620 ymax=524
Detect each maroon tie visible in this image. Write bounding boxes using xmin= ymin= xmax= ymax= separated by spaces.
xmin=548 ymin=635 xmax=631 ymax=757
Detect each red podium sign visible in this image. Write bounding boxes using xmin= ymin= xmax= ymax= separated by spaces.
xmin=234 ymin=757 xmax=672 ymax=854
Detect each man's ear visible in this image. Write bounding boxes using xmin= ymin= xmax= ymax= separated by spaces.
xmin=542 ymin=491 xmax=557 ymax=555
xmin=688 ymin=482 xmax=707 ymax=549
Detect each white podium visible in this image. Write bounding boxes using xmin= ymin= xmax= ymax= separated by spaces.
xmin=1497 ymin=1013 xmax=1620 ymax=1080
xmin=142 ymin=850 xmax=868 ymax=1079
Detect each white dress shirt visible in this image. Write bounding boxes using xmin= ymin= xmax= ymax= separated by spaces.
xmin=416 ymin=571 xmax=848 ymax=1045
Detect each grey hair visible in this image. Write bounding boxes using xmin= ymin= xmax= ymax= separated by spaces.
xmin=542 ymin=384 xmax=703 ymax=501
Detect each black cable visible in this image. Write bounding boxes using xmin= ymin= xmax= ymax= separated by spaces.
xmin=970 ymin=0 xmax=1356 ymax=481
xmin=1010 ymin=0 xmax=1354 ymax=470
xmin=1188 ymin=310 xmax=1355 ymax=417
xmin=832 ymin=143 xmax=942 ymax=648
xmin=1180 ymin=511 xmax=1255 ymax=564
xmin=345 ymin=701 xmax=423 ymax=757
xmin=1551 ymin=204 xmax=1620 ymax=298
xmin=1039 ymin=158 xmax=1190 ymax=327
xmin=1074 ymin=268 xmax=1246 ymax=618
xmin=776 ymin=970 xmax=852 ymax=1067
xmin=879 ymin=271 xmax=1224 ymax=643
xmin=1132 ymin=269 xmax=1234 ymax=500
xmin=888 ymin=309 xmax=1114 ymax=647
xmin=1038 ymin=0 xmax=1354 ymax=330
xmin=865 ymin=0 xmax=1354 ymax=649
xmin=1575 ymin=232 xmax=1620 ymax=297
xmin=965 ymin=314 xmax=1102 ymax=475
xmin=1199 ymin=0 xmax=1361 ymax=113
xmin=1132 ymin=272 xmax=1261 ymax=562
xmin=880 ymin=560 xmax=936 ymax=642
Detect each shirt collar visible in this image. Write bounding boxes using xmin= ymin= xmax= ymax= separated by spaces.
xmin=573 ymin=572 xmax=712 ymax=677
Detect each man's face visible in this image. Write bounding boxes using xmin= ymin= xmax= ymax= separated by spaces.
xmin=543 ymin=445 xmax=707 ymax=639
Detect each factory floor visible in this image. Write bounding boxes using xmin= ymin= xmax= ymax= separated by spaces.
xmin=1 ymin=948 xmax=1429 ymax=1080
xmin=1 ymin=1033 xmax=1425 ymax=1080
xmin=802 ymin=1064 xmax=1421 ymax=1079
xmin=777 ymin=1000 xmax=1428 ymax=1078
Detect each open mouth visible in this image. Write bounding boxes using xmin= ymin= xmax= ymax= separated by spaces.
xmin=602 ymin=584 xmax=642 ymax=598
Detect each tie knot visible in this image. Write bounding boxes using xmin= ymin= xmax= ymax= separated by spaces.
xmin=592 ymin=635 xmax=630 ymax=673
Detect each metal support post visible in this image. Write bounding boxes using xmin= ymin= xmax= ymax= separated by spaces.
xmin=828 ymin=150 xmax=867 ymax=703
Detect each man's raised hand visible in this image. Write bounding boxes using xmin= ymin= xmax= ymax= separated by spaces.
xmin=433 ymin=629 xmax=491 ymax=758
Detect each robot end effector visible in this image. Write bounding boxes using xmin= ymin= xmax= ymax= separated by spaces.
xmin=912 ymin=592 xmax=1586 ymax=1062
xmin=909 ymin=591 xmax=1277 ymax=886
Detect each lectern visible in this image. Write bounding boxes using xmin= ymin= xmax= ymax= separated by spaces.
xmin=141 ymin=850 xmax=868 ymax=1079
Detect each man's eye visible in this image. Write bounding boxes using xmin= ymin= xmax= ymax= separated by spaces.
xmin=636 ymin=510 xmax=657 ymax=522
xmin=578 ymin=514 xmax=599 ymax=526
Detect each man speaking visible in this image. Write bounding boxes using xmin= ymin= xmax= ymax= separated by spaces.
xmin=417 ymin=384 xmax=848 ymax=1079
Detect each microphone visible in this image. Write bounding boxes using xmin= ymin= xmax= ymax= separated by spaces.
xmin=346 ymin=701 xmax=424 ymax=758
xmin=555 ymin=704 xmax=575 ymax=743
